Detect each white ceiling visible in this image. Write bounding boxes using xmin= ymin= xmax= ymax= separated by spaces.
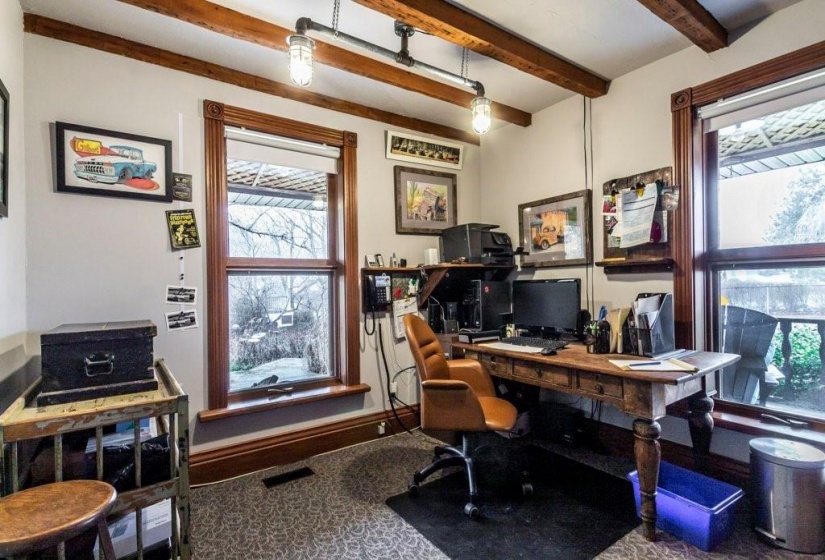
xmin=18 ymin=0 xmax=805 ymax=135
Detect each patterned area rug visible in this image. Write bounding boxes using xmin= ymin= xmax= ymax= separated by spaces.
xmin=386 ymin=447 xmax=640 ymax=560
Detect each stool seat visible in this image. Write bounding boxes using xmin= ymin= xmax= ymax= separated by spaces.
xmin=0 ymin=480 xmax=117 ymax=558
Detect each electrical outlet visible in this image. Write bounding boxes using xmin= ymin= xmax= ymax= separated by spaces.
xmin=390 ymin=381 xmax=398 ymax=395
xmin=378 ymin=421 xmax=386 ymax=435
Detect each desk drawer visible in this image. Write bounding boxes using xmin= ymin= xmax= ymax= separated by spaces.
xmin=513 ymin=359 xmax=570 ymax=387
xmin=479 ymin=354 xmax=512 ymax=377
xmin=577 ymin=371 xmax=623 ymax=398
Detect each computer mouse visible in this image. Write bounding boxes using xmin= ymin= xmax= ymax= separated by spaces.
xmin=541 ymin=347 xmax=557 ymax=356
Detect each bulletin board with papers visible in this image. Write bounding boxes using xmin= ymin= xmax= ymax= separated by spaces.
xmin=596 ymin=166 xmax=675 ymax=274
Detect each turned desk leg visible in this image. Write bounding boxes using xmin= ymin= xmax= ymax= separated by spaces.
xmin=633 ymin=418 xmax=661 ymax=542
xmin=687 ymin=393 xmax=714 ymax=473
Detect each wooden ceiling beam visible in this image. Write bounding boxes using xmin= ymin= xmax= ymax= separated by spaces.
xmin=23 ymin=14 xmax=480 ymax=145
xmin=115 ymin=0 xmax=530 ymax=127
xmin=352 ymin=0 xmax=609 ymax=98
xmin=635 ymin=0 xmax=728 ymax=52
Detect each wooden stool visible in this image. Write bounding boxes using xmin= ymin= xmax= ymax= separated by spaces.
xmin=0 ymin=480 xmax=117 ymax=559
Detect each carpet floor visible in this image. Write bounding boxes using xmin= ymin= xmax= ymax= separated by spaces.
xmin=190 ymin=432 xmax=822 ymax=559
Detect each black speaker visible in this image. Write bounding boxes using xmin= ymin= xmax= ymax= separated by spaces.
xmin=577 ymin=309 xmax=591 ymax=336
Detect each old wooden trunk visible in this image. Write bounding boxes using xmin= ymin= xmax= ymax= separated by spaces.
xmin=38 ymin=320 xmax=158 ymax=405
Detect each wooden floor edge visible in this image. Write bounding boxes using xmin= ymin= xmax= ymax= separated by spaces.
xmin=190 ymin=406 xmax=420 ymax=485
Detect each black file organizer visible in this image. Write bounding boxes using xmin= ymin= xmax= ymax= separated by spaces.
xmin=626 ymin=293 xmax=675 ymax=357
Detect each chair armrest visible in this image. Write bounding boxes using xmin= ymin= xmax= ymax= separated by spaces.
xmin=421 ymin=379 xmax=487 ymax=432
xmin=447 ymin=359 xmax=496 ymax=397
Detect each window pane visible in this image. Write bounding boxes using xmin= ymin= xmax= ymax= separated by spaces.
xmin=714 ymin=99 xmax=825 ymax=250
xmin=227 ymin=160 xmax=328 ymax=259
xmin=716 ymin=266 xmax=825 ymax=420
xmin=228 ymin=273 xmax=332 ymax=392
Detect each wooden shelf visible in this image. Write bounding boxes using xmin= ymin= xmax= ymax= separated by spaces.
xmin=595 ymin=258 xmax=675 ymax=274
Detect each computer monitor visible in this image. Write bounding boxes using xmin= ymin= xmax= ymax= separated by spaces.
xmin=511 ymin=278 xmax=581 ymax=338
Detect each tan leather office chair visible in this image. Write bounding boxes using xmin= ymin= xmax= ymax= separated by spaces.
xmin=403 ymin=314 xmax=530 ymax=518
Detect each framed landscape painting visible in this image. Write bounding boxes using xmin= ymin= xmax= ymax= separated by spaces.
xmin=55 ymin=122 xmax=173 ymax=203
xmin=517 ymin=189 xmax=592 ymax=268
xmin=394 ymin=166 xmax=457 ymax=235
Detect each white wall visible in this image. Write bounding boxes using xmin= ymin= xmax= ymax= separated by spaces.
xmin=480 ymin=0 xmax=825 ymax=460
xmin=23 ymin=34 xmax=480 ymax=452
xmin=0 ymin=0 xmax=27 ymax=373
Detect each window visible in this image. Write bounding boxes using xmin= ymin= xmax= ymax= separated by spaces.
xmin=203 ymin=101 xmax=364 ymax=413
xmin=672 ymin=44 xmax=825 ymax=429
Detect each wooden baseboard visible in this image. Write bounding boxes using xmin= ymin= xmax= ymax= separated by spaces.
xmin=590 ymin=421 xmax=750 ymax=487
xmin=190 ymin=406 xmax=420 ymax=485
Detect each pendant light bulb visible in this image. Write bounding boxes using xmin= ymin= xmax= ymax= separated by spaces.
xmin=471 ymin=96 xmax=492 ymax=135
xmin=287 ymin=34 xmax=315 ymax=87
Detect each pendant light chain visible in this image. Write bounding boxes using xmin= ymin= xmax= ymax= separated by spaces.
xmin=332 ymin=0 xmax=341 ymax=37
xmin=461 ymin=47 xmax=469 ymax=79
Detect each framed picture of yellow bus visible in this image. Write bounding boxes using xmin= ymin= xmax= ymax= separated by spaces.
xmin=518 ymin=190 xmax=592 ymax=268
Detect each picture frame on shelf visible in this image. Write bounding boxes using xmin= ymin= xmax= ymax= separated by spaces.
xmin=0 ymin=76 xmax=9 ymax=218
xmin=375 ymin=254 xmax=385 ymax=267
xmin=394 ymin=166 xmax=457 ymax=236
xmin=386 ymin=130 xmax=463 ymax=170
xmin=55 ymin=121 xmax=173 ymax=203
xmin=517 ymin=189 xmax=592 ymax=268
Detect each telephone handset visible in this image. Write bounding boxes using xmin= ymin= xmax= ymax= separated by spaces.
xmin=364 ymin=273 xmax=392 ymax=311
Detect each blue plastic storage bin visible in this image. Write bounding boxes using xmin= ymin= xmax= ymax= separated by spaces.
xmin=627 ymin=461 xmax=743 ymax=551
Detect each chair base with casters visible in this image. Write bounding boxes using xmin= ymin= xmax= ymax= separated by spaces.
xmin=0 ymin=480 xmax=117 ymax=559
xmin=408 ymin=432 xmax=533 ymax=519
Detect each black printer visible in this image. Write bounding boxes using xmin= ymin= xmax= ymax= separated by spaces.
xmin=439 ymin=223 xmax=514 ymax=266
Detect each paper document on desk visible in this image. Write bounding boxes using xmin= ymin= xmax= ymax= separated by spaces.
xmin=481 ymin=341 xmax=543 ymax=353
xmin=609 ymin=358 xmax=698 ymax=372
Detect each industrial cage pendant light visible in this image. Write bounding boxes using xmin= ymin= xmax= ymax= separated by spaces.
xmin=287 ymin=17 xmax=493 ymax=135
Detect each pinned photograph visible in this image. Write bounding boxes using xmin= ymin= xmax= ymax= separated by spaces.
xmin=165 ymin=309 xmax=198 ymax=331
xmin=166 ymin=285 xmax=197 ymax=305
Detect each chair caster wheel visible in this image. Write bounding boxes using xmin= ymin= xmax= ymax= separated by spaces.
xmin=464 ymin=502 xmax=480 ymax=519
xmin=408 ymin=483 xmax=419 ymax=497
xmin=522 ymin=482 xmax=534 ymax=496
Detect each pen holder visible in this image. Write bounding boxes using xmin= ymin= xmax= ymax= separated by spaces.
xmin=584 ymin=321 xmax=611 ymax=354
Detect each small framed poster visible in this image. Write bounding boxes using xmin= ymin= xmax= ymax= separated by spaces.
xmin=172 ymin=173 xmax=193 ymax=202
xmin=166 ymin=209 xmax=201 ymax=250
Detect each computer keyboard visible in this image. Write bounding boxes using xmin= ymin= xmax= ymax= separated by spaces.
xmin=500 ymin=336 xmax=568 ymax=351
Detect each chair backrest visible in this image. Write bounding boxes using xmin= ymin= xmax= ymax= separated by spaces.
xmin=720 ymin=305 xmax=778 ymax=361
xmin=403 ymin=314 xmax=450 ymax=381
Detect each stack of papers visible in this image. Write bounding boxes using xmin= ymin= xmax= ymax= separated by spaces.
xmin=609 ymin=358 xmax=698 ymax=372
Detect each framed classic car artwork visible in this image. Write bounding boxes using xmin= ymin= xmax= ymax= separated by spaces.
xmin=517 ymin=189 xmax=593 ymax=268
xmin=55 ymin=122 xmax=173 ymax=203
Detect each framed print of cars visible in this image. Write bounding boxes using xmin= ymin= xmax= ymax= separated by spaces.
xmin=55 ymin=122 xmax=173 ymax=203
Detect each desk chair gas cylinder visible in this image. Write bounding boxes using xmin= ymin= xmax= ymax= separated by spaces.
xmin=403 ymin=314 xmax=532 ymax=519
xmin=0 ymin=480 xmax=117 ymax=559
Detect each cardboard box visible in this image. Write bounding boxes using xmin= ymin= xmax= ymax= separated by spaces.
xmin=95 ymin=500 xmax=173 ymax=559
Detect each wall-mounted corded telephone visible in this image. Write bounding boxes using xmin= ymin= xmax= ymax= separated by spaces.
xmin=364 ymin=273 xmax=392 ymax=311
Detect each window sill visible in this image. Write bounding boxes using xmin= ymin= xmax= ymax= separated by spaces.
xmin=197 ymin=383 xmax=371 ymax=423
xmin=713 ymin=410 xmax=825 ymax=447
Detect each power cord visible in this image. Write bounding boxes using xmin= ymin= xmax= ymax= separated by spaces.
xmin=378 ymin=321 xmax=416 ymax=435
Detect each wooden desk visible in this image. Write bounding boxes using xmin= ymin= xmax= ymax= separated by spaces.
xmin=454 ymin=342 xmax=739 ymax=542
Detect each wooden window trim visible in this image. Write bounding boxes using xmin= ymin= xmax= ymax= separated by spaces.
xmin=671 ymin=40 xmax=825 ymax=430
xmin=203 ymin=100 xmax=361 ymax=412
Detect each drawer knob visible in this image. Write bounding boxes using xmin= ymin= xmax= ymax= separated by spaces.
xmin=595 ymin=383 xmax=604 ymax=394
xmin=535 ymin=367 xmax=542 ymax=376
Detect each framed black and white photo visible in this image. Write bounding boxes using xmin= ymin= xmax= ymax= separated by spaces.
xmin=386 ymin=130 xmax=463 ymax=170
xmin=55 ymin=122 xmax=173 ymax=203
xmin=517 ymin=190 xmax=593 ymax=268
xmin=0 ymin=76 xmax=9 ymax=218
